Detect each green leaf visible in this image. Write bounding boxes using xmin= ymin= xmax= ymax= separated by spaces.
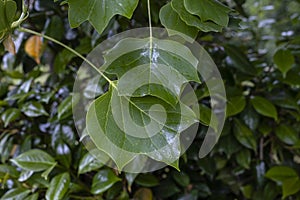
xmin=236 ymin=149 xmax=251 ymax=169
xmin=226 ymin=96 xmax=246 ymax=117
xmin=45 ymin=172 xmax=70 ymax=200
xmin=224 ymin=44 xmax=257 ymax=75
xmin=273 ymin=49 xmax=295 ymax=77
xmin=102 ymin=37 xmax=200 ymax=106
xmin=86 ymin=83 xmax=198 ymax=170
xmin=233 ymin=119 xmax=257 ymax=151
xmin=24 ymin=193 xmax=39 ymax=200
xmin=11 ymin=149 xmax=57 ymax=172
xmin=265 ymin=166 xmax=298 ymax=183
xmin=91 ymin=169 xmax=121 ymax=195
xmin=67 ymin=0 xmax=139 ymax=35
xmin=21 ymin=101 xmax=49 ymax=117
xmin=0 ymin=0 xmax=17 ymax=40
xmin=275 ymin=125 xmax=298 ymax=145
xmin=0 ymin=188 xmax=30 ymax=200
xmin=282 ymin=178 xmax=300 ymax=199
xmin=1 ymin=108 xmax=21 ymax=127
xmin=159 ymin=3 xmax=198 ymax=41
xmin=133 ymin=188 xmax=153 ymax=200
xmin=57 ymin=94 xmax=79 ymax=120
xmin=172 ymin=171 xmax=190 ymax=187
xmin=171 ymin=0 xmax=223 ymax=32
xmin=0 ymin=164 xmax=19 ymax=178
xmin=78 ymin=152 xmax=104 ymax=175
xmin=251 ymin=96 xmax=278 ymax=121
xmin=184 ymin=0 xmax=232 ymax=27
xmin=18 ymin=170 xmax=34 ymax=182
xmin=135 ymin=174 xmax=160 ymax=187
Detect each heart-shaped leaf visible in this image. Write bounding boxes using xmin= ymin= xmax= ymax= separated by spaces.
xmin=86 ymin=83 xmax=198 ymax=170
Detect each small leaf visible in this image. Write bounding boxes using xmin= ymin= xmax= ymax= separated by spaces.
xmin=275 ymin=125 xmax=298 ymax=145
xmin=273 ymin=49 xmax=294 ymax=77
xmin=224 ymin=44 xmax=257 ymax=75
xmin=68 ymin=0 xmax=139 ymax=35
xmin=0 ymin=188 xmax=30 ymax=200
xmin=184 ymin=0 xmax=232 ymax=27
xmin=25 ymin=36 xmax=43 ymax=64
xmin=18 ymin=170 xmax=34 ymax=182
xmin=21 ymin=101 xmax=48 ymax=117
xmin=0 ymin=164 xmax=19 ymax=178
xmin=3 ymin=35 xmax=15 ymax=54
xmin=159 ymin=3 xmax=198 ymax=41
xmin=57 ymin=93 xmax=79 ymax=120
xmin=226 ymin=96 xmax=246 ymax=117
xmin=45 ymin=172 xmax=70 ymax=200
xmin=133 ymin=188 xmax=153 ymax=200
xmin=251 ymin=96 xmax=278 ymax=121
xmin=24 ymin=193 xmax=39 ymax=200
xmin=282 ymin=178 xmax=300 ymax=199
xmin=41 ymin=163 xmax=56 ymax=180
xmin=233 ymin=119 xmax=257 ymax=151
xmin=11 ymin=149 xmax=57 ymax=172
xmin=78 ymin=152 xmax=104 ymax=175
xmin=236 ymin=149 xmax=251 ymax=169
xmin=1 ymin=108 xmax=21 ymax=127
xmin=172 ymin=171 xmax=190 ymax=187
xmin=135 ymin=174 xmax=160 ymax=187
xmin=265 ymin=166 xmax=298 ymax=183
xmin=91 ymin=169 xmax=121 ymax=195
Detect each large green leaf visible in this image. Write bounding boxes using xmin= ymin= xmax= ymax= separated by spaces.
xmin=273 ymin=49 xmax=295 ymax=77
xmin=86 ymin=83 xmax=198 ymax=170
xmin=67 ymin=0 xmax=139 ymax=35
xmin=159 ymin=3 xmax=198 ymax=41
xmin=184 ymin=0 xmax=231 ymax=27
xmin=10 ymin=149 xmax=57 ymax=172
xmin=91 ymin=169 xmax=121 ymax=194
xmin=265 ymin=166 xmax=298 ymax=183
xmin=171 ymin=0 xmax=223 ymax=32
xmin=102 ymin=37 xmax=200 ymax=106
xmin=233 ymin=119 xmax=257 ymax=151
xmin=45 ymin=173 xmax=70 ymax=200
xmin=251 ymin=96 xmax=278 ymax=121
xmin=0 ymin=0 xmax=17 ymax=40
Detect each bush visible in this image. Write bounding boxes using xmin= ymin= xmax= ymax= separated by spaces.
xmin=0 ymin=0 xmax=300 ymax=199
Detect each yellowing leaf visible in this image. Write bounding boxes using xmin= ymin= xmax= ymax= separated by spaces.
xmin=25 ymin=35 xmax=43 ymax=64
xmin=3 ymin=35 xmax=15 ymax=54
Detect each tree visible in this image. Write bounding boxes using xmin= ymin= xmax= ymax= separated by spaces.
xmin=0 ymin=0 xmax=300 ymax=199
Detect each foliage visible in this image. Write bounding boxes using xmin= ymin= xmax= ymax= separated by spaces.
xmin=0 ymin=0 xmax=300 ymax=199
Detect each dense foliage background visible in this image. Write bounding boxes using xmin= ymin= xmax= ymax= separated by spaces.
xmin=0 ymin=0 xmax=300 ymax=199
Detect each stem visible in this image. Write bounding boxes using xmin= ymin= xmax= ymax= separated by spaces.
xmin=18 ymin=27 xmax=116 ymax=88
xmin=147 ymin=0 xmax=153 ymax=59
xmin=11 ymin=0 xmax=29 ymax=29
